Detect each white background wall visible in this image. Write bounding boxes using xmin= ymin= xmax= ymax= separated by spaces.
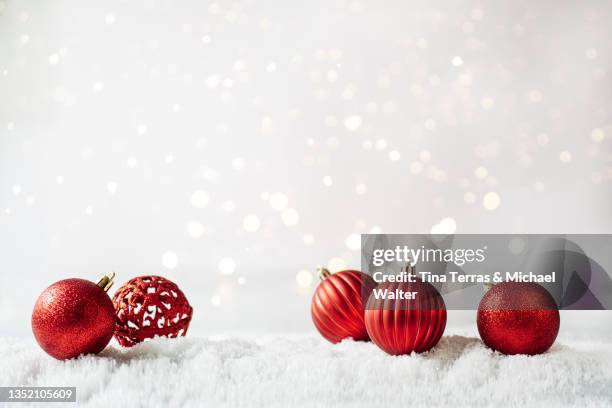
xmin=1 ymin=0 xmax=611 ymax=337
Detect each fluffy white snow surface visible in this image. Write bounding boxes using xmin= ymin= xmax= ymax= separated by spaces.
xmin=1 ymin=334 xmax=611 ymax=408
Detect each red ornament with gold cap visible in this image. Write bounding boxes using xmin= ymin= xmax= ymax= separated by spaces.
xmin=311 ymin=267 xmax=376 ymax=343
xmin=364 ymin=264 xmax=447 ymax=355
xmin=31 ymin=272 xmax=117 ymax=360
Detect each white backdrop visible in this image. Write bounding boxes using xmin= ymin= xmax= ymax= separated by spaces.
xmin=1 ymin=0 xmax=611 ymax=337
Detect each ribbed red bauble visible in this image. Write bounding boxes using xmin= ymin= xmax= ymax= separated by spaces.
xmin=311 ymin=267 xmax=376 ymax=343
xmin=477 ymin=282 xmax=560 ymax=355
xmin=31 ymin=273 xmax=116 ymax=360
xmin=365 ymin=268 xmax=446 ymax=355
xmin=112 ymin=275 xmax=193 ymax=347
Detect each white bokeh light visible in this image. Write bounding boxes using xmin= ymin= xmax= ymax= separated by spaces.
xmin=483 ymin=192 xmax=501 ymax=210
xmin=137 ymin=124 xmax=147 ymax=134
xmin=591 ymin=128 xmax=605 ymax=142
xmin=375 ymin=139 xmax=387 ymax=150
xmin=48 ymin=53 xmax=59 ymax=65
xmin=107 ymin=182 xmax=118 ymax=195
xmin=346 ymin=233 xmax=361 ymax=251
xmin=232 ymin=157 xmax=245 ymax=170
xmin=269 ymin=192 xmax=288 ymax=211
xmin=528 ymin=89 xmax=543 ymax=103
xmin=410 ymin=161 xmax=423 ymax=174
xmin=431 ymin=217 xmax=457 ymax=234
xmin=344 ymin=115 xmax=362 ymax=131
xmin=424 ymin=119 xmax=436 ymax=130
xmin=93 ymin=81 xmax=104 ymax=92
xmin=187 ymin=221 xmax=204 ymax=239
xmin=105 ymin=13 xmax=116 ymax=25
xmin=475 ymin=167 xmax=488 ymax=179
xmin=126 ymin=156 xmax=138 ymax=168
xmin=243 ymin=214 xmax=261 ymax=232
xmin=222 ymin=200 xmax=236 ymax=212
xmin=281 ymin=208 xmax=299 ymax=226
xmin=162 ymin=251 xmax=179 ymax=269
xmin=296 ymin=269 xmax=313 ymax=287
xmin=464 ymin=192 xmax=476 ymax=204
xmin=303 ymin=233 xmax=314 ymax=245
xmin=191 ymin=190 xmax=210 ymax=208
xmin=560 ymin=151 xmax=572 ymax=163
xmin=327 ymin=257 xmax=346 ymax=272
xmin=370 ymin=225 xmax=381 ymax=234
xmin=419 ymin=150 xmax=431 ymax=161
xmin=219 ymin=257 xmax=236 ymax=275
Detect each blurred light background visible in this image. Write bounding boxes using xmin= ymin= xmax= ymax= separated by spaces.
xmin=0 ymin=0 xmax=611 ymax=338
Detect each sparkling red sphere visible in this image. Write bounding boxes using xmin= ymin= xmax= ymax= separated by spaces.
xmin=477 ymin=282 xmax=560 ymax=355
xmin=32 ymin=279 xmax=116 ymax=360
xmin=113 ymin=275 xmax=193 ymax=347
xmin=311 ymin=270 xmax=376 ymax=343
xmin=365 ymin=280 xmax=447 ymax=355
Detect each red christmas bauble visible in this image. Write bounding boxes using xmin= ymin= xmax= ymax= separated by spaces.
xmin=32 ymin=275 xmax=116 ymax=360
xmin=311 ymin=268 xmax=376 ymax=343
xmin=477 ymin=282 xmax=560 ymax=355
xmin=365 ymin=280 xmax=447 ymax=355
xmin=113 ymin=275 xmax=193 ymax=347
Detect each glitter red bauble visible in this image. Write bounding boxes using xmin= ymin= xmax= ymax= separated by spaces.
xmin=477 ymin=282 xmax=560 ymax=355
xmin=311 ymin=269 xmax=376 ymax=343
xmin=365 ymin=280 xmax=447 ymax=355
xmin=112 ymin=275 xmax=193 ymax=347
xmin=32 ymin=278 xmax=116 ymax=360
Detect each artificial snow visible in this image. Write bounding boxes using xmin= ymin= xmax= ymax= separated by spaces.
xmin=1 ymin=334 xmax=611 ymax=407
